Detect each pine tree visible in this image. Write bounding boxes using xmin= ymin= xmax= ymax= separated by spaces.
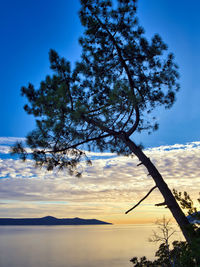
xmin=13 ymin=0 xmax=195 ymax=242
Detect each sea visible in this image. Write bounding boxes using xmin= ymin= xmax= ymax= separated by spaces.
xmin=0 ymin=224 xmax=181 ymax=267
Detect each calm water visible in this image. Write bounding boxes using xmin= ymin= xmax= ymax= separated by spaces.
xmin=0 ymin=224 xmax=166 ymax=267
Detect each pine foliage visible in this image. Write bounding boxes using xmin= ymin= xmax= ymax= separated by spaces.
xmin=12 ymin=0 xmax=179 ymax=174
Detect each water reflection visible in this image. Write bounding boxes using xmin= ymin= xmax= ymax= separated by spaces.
xmin=0 ymin=224 xmax=174 ymax=267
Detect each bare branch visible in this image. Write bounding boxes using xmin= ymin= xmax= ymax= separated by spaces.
xmin=120 ymin=103 xmax=134 ymax=131
xmin=125 ymin=185 xmax=157 ymax=214
xmin=155 ymin=202 xmax=167 ymax=207
xmin=46 ymin=133 xmax=112 ymax=153
xmin=126 ymin=106 xmax=140 ymax=136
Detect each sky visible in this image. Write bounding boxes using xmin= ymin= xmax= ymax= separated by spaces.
xmin=0 ymin=0 xmax=200 ymax=224
xmin=0 ymin=138 xmax=200 ymax=224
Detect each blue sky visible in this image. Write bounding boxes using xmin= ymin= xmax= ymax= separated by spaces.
xmin=0 ymin=0 xmax=200 ymax=147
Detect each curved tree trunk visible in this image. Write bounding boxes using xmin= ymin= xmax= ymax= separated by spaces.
xmin=122 ymin=135 xmax=194 ymax=243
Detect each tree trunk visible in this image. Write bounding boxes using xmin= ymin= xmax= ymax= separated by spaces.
xmin=122 ymin=135 xmax=194 ymax=243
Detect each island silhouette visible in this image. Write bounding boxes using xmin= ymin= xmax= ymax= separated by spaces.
xmin=0 ymin=216 xmax=112 ymax=225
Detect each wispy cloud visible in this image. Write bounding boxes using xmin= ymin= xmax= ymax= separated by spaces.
xmin=0 ymin=137 xmax=25 ymax=145
xmin=0 ymin=138 xmax=199 ymax=222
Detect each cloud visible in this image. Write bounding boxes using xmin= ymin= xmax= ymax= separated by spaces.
xmin=0 ymin=138 xmax=200 ymax=221
xmin=0 ymin=137 xmax=25 ymax=145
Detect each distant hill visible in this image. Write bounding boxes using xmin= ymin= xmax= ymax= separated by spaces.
xmin=0 ymin=216 xmax=112 ymax=225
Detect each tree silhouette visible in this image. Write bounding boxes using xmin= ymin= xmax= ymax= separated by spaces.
xmin=12 ymin=0 xmax=194 ymax=242
xmin=131 ymin=192 xmax=200 ymax=266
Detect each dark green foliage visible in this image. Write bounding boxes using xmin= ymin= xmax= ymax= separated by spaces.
xmin=130 ymin=256 xmax=155 ymax=267
xmin=173 ymin=189 xmax=200 ymax=218
xmin=131 ymin=240 xmax=200 ymax=267
xmin=11 ymin=142 xmax=27 ymax=161
xmin=12 ymin=0 xmax=179 ymax=173
xmin=131 ymin=192 xmax=200 ymax=267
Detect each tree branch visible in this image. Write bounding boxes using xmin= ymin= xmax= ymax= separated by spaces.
xmin=86 ymin=103 xmax=111 ymax=114
xmin=87 ymin=6 xmax=140 ymax=134
xmin=61 ymin=72 xmax=74 ymax=111
xmin=126 ymin=106 xmax=140 ymax=136
xmin=46 ymin=133 xmax=112 ymax=153
xmin=82 ymin=114 xmax=118 ymax=135
xmin=155 ymin=202 xmax=167 ymax=207
xmin=125 ymin=185 xmax=157 ymax=214
xmin=120 ymin=103 xmax=134 ymax=131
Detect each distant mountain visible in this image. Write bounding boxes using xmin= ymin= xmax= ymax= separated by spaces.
xmin=0 ymin=216 xmax=112 ymax=225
